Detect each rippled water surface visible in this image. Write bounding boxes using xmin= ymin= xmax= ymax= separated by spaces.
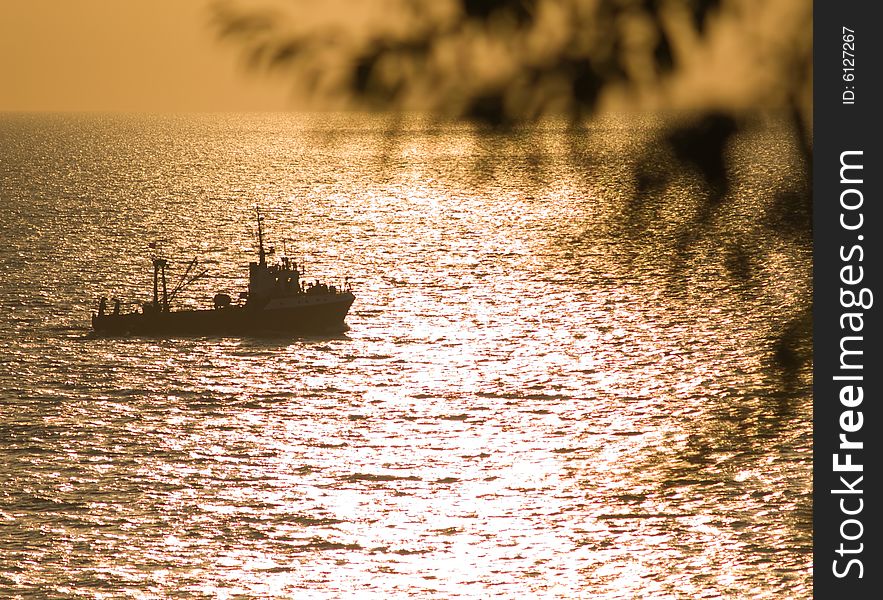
xmin=0 ymin=113 xmax=811 ymax=598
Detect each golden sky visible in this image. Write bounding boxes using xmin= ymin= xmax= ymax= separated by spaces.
xmin=0 ymin=0 xmax=811 ymax=115
xmin=0 ymin=0 xmax=292 ymax=111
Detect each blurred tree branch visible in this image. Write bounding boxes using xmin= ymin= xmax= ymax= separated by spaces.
xmin=212 ymin=0 xmax=809 ymax=126
xmin=212 ymin=0 xmax=813 ymax=384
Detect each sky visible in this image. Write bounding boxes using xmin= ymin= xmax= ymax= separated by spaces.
xmin=0 ymin=0 xmax=292 ymax=111
xmin=0 ymin=0 xmax=811 ymax=115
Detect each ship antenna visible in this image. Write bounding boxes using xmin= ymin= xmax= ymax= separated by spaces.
xmin=256 ymin=206 xmax=267 ymax=266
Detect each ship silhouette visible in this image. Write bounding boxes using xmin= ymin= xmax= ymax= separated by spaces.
xmin=91 ymin=210 xmax=354 ymax=335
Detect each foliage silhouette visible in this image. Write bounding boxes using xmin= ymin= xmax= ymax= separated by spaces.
xmin=212 ymin=0 xmax=812 ymax=386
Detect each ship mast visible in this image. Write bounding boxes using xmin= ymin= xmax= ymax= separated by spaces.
xmin=153 ymin=258 xmax=169 ymax=312
xmin=256 ymin=207 xmax=267 ymax=267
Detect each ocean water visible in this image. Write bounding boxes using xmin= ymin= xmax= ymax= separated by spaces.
xmin=0 ymin=113 xmax=811 ymax=598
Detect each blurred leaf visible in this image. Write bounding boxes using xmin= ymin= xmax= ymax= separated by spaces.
xmin=688 ymin=0 xmax=723 ymax=34
xmin=462 ymin=0 xmax=536 ymax=23
xmin=564 ymin=59 xmax=604 ymax=115
xmin=465 ymin=93 xmax=510 ymax=127
xmin=666 ymin=113 xmax=737 ymax=204
xmin=763 ymin=189 xmax=811 ymax=241
xmin=770 ymin=309 xmax=812 ymax=394
xmin=269 ymin=41 xmax=302 ymax=68
xmin=723 ymin=241 xmax=752 ymax=282
xmin=653 ymin=27 xmax=674 ymax=75
xmin=215 ymin=9 xmax=276 ymax=39
xmin=354 ymin=50 xmax=381 ymax=94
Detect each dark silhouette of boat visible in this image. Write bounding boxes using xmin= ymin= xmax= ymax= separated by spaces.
xmin=91 ymin=211 xmax=354 ymax=335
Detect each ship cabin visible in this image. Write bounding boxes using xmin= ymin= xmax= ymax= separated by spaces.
xmin=248 ymin=255 xmax=301 ymax=303
xmin=245 ymin=213 xmax=347 ymax=306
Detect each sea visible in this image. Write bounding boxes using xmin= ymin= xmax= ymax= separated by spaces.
xmin=0 ymin=112 xmax=811 ymax=598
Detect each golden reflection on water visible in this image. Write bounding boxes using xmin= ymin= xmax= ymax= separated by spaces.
xmin=0 ymin=113 xmax=811 ymax=598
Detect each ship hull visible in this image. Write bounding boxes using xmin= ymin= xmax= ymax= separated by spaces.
xmin=92 ymin=293 xmax=354 ymax=336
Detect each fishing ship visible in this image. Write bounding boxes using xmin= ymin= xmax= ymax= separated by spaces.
xmin=91 ymin=211 xmax=355 ymax=335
